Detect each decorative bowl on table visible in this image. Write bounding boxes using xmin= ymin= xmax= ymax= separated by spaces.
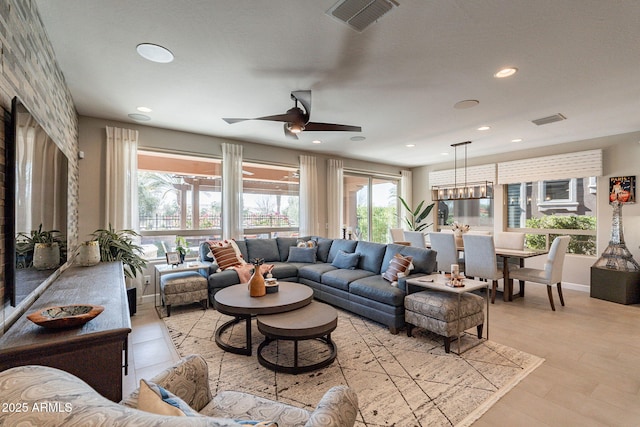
xmin=27 ymin=304 xmax=105 ymax=329
xmin=265 ymin=278 xmax=279 ymax=293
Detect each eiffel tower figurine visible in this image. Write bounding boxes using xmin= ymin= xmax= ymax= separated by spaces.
xmin=592 ymin=200 xmax=640 ymax=272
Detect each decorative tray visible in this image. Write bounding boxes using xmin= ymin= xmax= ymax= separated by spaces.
xmin=27 ymin=304 xmax=105 ymax=329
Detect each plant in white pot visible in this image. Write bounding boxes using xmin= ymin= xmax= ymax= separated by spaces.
xmin=91 ymin=224 xmax=147 ymax=279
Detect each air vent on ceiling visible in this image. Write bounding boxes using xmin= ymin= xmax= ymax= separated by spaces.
xmin=531 ymin=113 xmax=567 ymax=126
xmin=326 ymin=0 xmax=399 ymax=32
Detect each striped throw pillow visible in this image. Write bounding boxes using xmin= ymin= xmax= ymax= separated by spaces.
xmin=382 ymin=253 xmax=413 ymax=283
xmin=210 ymin=244 xmax=243 ymax=270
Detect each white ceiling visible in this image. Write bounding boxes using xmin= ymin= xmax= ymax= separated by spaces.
xmin=35 ymin=0 xmax=640 ymax=167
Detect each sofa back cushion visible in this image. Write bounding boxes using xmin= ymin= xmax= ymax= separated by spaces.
xmin=400 ymin=246 xmax=437 ymax=274
xmin=245 ymin=239 xmax=280 ymax=262
xmin=381 ymin=244 xmax=405 ymax=273
xmin=312 ymin=237 xmax=334 ymax=263
xmin=276 ymin=237 xmax=299 ymax=261
xmin=355 ymin=241 xmax=387 ymax=273
xmin=327 ymin=239 xmax=358 ymax=263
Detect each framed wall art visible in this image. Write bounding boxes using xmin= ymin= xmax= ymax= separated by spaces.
xmin=609 ymin=176 xmax=636 ymax=204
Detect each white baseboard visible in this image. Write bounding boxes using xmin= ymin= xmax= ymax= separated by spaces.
xmin=140 ymin=294 xmax=157 ymax=305
xmin=560 ymin=282 xmax=589 ymax=293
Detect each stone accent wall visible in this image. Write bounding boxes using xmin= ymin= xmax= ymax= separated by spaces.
xmin=0 ymin=0 xmax=78 ymax=327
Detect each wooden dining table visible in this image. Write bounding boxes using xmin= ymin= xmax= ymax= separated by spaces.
xmin=495 ymin=248 xmax=548 ymax=301
xmin=426 ymin=241 xmax=547 ymax=301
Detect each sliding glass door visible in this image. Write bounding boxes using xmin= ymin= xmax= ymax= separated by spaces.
xmin=343 ymin=173 xmax=398 ymax=243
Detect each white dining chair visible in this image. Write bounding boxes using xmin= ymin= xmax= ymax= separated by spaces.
xmin=463 ymin=234 xmax=503 ymax=303
xmin=509 ymin=236 xmax=570 ymax=311
xmin=494 ymin=231 xmax=526 ymax=273
xmin=428 ymin=232 xmax=463 ymax=273
xmin=390 ymin=228 xmax=405 ymax=243
xmin=403 ymin=231 xmax=426 ymax=248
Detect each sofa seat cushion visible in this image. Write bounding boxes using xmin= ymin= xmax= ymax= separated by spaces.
xmin=268 ymin=262 xmax=299 ymax=279
xmin=208 ymin=269 xmax=241 ymax=288
xmin=349 ymin=276 xmax=406 ymax=306
xmin=297 ymin=263 xmax=337 ymax=282
xmin=202 ymin=390 xmax=310 ymax=426
xmin=321 ymin=269 xmax=375 ymax=291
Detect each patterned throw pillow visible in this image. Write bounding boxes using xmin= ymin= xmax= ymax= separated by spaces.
xmin=208 ymin=240 xmax=245 ymax=270
xmin=382 ymin=253 xmax=414 ymax=283
xmin=234 ymin=421 xmax=278 ymax=427
xmin=137 ymin=379 xmax=201 ymax=417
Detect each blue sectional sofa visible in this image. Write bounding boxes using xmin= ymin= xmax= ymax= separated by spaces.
xmin=199 ymin=237 xmax=437 ymax=333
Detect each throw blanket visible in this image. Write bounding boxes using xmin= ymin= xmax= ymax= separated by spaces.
xmin=231 ymin=264 xmax=274 ymax=283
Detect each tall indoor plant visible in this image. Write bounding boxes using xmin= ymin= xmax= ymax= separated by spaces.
xmin=91 ymin=224 xmax=147 ymax=279
xmin=398 ymin=197 xmax=435 ymax=232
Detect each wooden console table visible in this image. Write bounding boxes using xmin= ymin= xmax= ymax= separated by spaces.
xmin=0 ymin=262 xmax=131 ymax=402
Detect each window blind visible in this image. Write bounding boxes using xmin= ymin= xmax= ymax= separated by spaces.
xmin=429 ymin=164 xmax=496 ymax=187
xmin=497 ymin=149 xmax=602 ymax=185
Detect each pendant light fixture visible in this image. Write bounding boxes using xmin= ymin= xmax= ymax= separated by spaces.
xmin=431 ymin=141 xmax=493 ymax=201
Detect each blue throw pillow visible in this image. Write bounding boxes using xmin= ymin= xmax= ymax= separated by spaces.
xmin=331 ymin=250 xmax=359 ymax=270
xmin=287 ymin=246 xmax=317 ymax=263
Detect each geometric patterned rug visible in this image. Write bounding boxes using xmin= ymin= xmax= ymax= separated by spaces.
xmin=164 ymin=306 xmax=543 ymax=427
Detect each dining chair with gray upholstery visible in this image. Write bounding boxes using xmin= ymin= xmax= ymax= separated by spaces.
xmin=403 ymin=231 xmax=426 ymax=248
xmin=429 ymin=232 xmax=464 ymax=273
xmin=509 ymin=236 xmax=570 ymax=311
xmin=463 ymin=234 xmax=503 ymax=303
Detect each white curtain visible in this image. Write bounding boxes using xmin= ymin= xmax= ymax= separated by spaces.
xmin=400 ymin=170 xmax=412 ymax=230
xmin=105 ymin=126 xmax=139 ymax=231
xmin=299 ymin=155 xmax=319 ymax=236
xmin=326 ymin=159 xmax=343 ymax=238
xmin=222 ymin=143 xmax=244 ymax=239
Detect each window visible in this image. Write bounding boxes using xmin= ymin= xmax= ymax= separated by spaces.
xmin=343 ymin=173 xmax=398 ymax=243
xmin=439 ymin=199 xmax=493 ymax=230
xmin=137 ymin=150 xmax=222 ymax=259
xmin=506 ymin=177 xmax=596 ymax=255
xmin=241 ymin=162 xmax=299 ymax=238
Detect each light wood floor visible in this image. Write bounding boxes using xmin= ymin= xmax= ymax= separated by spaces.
xmin=125 ymin=284 xmax=640 ymax=426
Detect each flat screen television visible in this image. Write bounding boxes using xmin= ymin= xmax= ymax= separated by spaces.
xmin=6 ymin=96 xmax=69 ymax=307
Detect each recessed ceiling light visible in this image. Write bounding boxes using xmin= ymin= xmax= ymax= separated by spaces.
xmin=511 ymin=138 xmax=523 ymax=143
xmin=128 ymin=113 xmax=151 ymax=121
xmin=477 ymin=125 xmax=491 ymax=131
xmin=453 ymin=99 xmax=479 ymax=109
xmin=406 ymin=144 xmax=415 ymax=148
xmin=136 ymin=43 xmax=174 ymax=63
xmin=441 ymin=152 xmax=449 ymax=156
xmin=350 ymin=136 xmax=366 ymax=141
xmin=312 ymin=140 xmax=322 ymax=144
xmin=137 ymin=106 xmax=152 ymax=113
xmin=494 ymin=67 xmax=518 ymax=78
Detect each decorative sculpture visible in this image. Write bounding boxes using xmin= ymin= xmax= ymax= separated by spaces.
xmin=592 ymin=201 xmax=639 ymax=272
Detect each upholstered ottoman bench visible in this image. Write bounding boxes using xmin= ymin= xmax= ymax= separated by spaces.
xmin=405 ymin=290 xmax=485 ymax=353
xmin=160 ymin=271 xmax=208 ymax=316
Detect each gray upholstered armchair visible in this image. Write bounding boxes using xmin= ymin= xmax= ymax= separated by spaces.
xmin=0 ymin=355 xmax=359 ymax=426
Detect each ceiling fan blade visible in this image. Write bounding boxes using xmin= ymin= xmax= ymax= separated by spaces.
xmin=283 ymin=123 xmax=298 ymax=139
xmin=304 ymin=122 xmax=362 ymax=132
xmin=291 ymin=90 xmax=311 ymax=118
xmin=223 ymin=118 xmax=250 ymax=124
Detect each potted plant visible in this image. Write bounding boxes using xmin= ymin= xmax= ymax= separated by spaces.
xmin=91 ymin=224 xmax=147 ymax=279
xmin=175 ymin=236 xmax=189 ymax=264
xmin=16 ymin=224 xmax=66 ymax=269
xmin=398 ymin=197 xmax=435 ymax=232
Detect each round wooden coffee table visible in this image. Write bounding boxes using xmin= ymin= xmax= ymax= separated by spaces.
xmin=213 ymin=282 xmax=313 ymax=355
xmin=256 ymin=301 xmax=338 ymax=374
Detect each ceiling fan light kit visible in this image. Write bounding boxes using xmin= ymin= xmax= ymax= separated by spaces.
xmin=431 ymin=141 xmax=494 ymax=202
xmin=223 ymin=90 xmax=361 ymax=140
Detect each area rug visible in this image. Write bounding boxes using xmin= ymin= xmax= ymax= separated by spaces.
xmin=163 ymin=306 xmax=543 ymax=427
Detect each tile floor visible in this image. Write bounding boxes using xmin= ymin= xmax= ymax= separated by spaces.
xmin=124 ymin=283 xmax=640 ymax=426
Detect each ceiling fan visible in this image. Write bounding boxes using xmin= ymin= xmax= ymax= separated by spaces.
xmin=223 ymin=90 xmax=362 ymax=139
